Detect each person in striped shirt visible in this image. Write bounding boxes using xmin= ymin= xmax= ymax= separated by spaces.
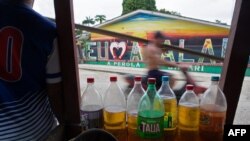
xmin=0 ymin=0 xmax=64 ymax=140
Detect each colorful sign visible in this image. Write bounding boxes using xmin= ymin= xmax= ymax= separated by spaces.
xmin=83 ymin=38 xmax=228 ymax=63
xmin=80 ymin=11 xmax=250 ymax=75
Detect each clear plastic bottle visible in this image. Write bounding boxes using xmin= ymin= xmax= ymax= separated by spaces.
xmin=127 ymin=76 xmax=145 ymax=141
xmin=178 ymin=84 xmax=200 ymax=141
xmin=80 ymin=77 xmax=103 ymax=130
xmin=137 ymin=78 xmax=165 ymax=140
xmin=103 ymin=76 xmax=127 ymax=141
xmin=158 ymin=76 xmax=177 ymax=141
xmin=199 ymin=76 xmax=227 ymax=141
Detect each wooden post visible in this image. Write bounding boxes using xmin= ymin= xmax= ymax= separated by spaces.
xmin=219 ymin=0 xmax=250 ymax=124
xmin=54 ymin=0 xmax=82 ymax=139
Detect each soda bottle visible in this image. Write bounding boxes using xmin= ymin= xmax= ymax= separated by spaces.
xmin=137 ymin=78 xmax=165 ymax=140
xmin=127 ymin=76 xmax=145 ymax=141
xmin=103 ymin=76 xmax=127 ymax=141
xmin=80 ymin=77 xmax=103 ymax=130
xmin=178 ymin=84 xmax=200 ymax=141
xmin=199 ymin=76 xmax=227 ymax=141
xmin=158 ymin=76 xmax=177 ymax=141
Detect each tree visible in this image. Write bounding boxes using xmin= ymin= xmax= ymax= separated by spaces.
xmin=159 ymin=8 xmax=171 ymax=14
xmin=82 ymin=16 xmax=95 ymax=26
xmin=75 ymin=29 xmax=82 ymax=38
xmin=215 ymin=20 xmax=222 ymax=24
xmin=95 ymin=15 xmax=106 ymax=24
xmin=122 ymin=0 xmax=157 ymax=15
xmin=75 ymin=29 xmax=91 ymax=63
xmin=158 ymin=8 xmax=181 ymax=16
xmin=215 ymin=19 xmax=228 ymax=25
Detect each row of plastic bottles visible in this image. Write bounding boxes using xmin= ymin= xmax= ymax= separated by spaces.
xmin=80 ymin=75 xmax=227 ymax=141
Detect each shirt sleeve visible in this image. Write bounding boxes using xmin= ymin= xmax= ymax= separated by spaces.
xmin=46 ymin=38 xmax=62 ymax=84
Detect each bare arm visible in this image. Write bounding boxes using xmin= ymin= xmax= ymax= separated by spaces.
xmin=158 ymin=58 xmax=179 ymax=68
xmin=47 ymin=82 xmax=64 ymax=124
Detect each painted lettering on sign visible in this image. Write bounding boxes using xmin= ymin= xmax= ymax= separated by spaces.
xmin=161 ymin=40 xmax=175 ymax=62
xmin=110 ymin=42 xmax=127 ymax=60
xmin=85 ymin=38 xmax=228 ymax=64
xmin=198 ymin=39 xmax=216 ymax=64
xmin=107 ymin=61 xmax=141 ymax=68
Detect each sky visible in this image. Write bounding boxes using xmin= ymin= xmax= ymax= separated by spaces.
xmin=34 ymin=0 xmax=236 ymax=25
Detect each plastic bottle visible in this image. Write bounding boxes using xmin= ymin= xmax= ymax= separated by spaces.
xmin=137 ymin=78 xmax=165 ymax=140
xmin=178 ymin=84 xmax=200 ymax=141
xmin=127 ymin=76 xmax=145 ymax=141
xmin=103 ymin=76 xmax=127 ymax=141
xmin=199 ymin=76 xmax=227 ymax=141
xmin=158 ymin=76 xmax=177 ymax=141
xmin=80 ymin=77 xmax=103 ymax=130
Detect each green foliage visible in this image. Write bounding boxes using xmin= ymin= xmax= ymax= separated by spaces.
xmin=75 ymin=28 xmax=90 ymax=50
xmin=82 ymin=16 xmax=95 ymax=26
xmin=158 ymin=8 xmax=181 ymax=16
xmin=75 ymin=29 xmax=83 ymax=37
xmin=215 ymin=19 xmax=228 ymax=25
xmin=95 ymin=15 xmax=106 ymax=24
xmin=122 ymin=0 xmax=157 ymax=15
xmin=121 ymin=0 xmax=181 ymax=16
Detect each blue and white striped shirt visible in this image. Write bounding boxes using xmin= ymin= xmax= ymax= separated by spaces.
xmin=0 ymin=1 xmax=61 ymax=140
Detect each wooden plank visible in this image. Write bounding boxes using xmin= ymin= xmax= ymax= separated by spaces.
xmin=219 ymin=0 xmax=250 ymax=124
xmin=54 ymin=0 xmax=82 ymax=139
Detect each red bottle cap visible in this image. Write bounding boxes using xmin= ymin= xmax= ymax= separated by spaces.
xmin=134 ymin=76 xmax=142 ymax=81
xmin=186 ymin=84 xmax=194 ymax=90
xmin=110 ymin=76 xmax=117 ymax=82
xmin=87 ymin=77 xmax=94 ymax=83
xmin=148 ymin=78 xmax=156 ymax=84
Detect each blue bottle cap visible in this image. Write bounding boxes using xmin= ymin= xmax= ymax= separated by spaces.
xmin=211 ymin=76 xmax=220 ymax=81
xmin=162 ymin=76 xmax=169 ymax=81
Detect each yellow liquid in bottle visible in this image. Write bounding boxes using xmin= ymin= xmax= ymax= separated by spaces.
xmin=162 ymin=97 xmax=177 ymax=141
xmin=162 ymin=97 xmax=177 ymax=130
xmin=177 ymin=103 xmax=200 ymax=141
xmin=127 ymin=110 xmax=140 ymax=141
xmin=199 ymin=104 xmax=226 ymax=141
xmin=104 ymin=106 xmax=126 ymax=141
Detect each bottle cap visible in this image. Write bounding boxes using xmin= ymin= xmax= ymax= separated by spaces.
xmin=87 ymin=77 xmax=94 ymax=83
xmin=162 ymin=76 xmax=169 ymax=81
xmin=134 ymin=76 xmax=142 ymax=81
xmin=186 ymin=84 xmax=194 ymax=90
xmin=211 ymin=76 xmax=220 ymax=81
xmin=148 ymin=78 xmax=156 ymax=84
xmin=110 ymin=76 xmax=117 ymax=82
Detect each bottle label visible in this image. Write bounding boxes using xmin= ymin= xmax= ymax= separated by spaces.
xmin=80 ymin=109 xmax=103 ymax=130
xmin=200 ymin=110 xmax=226 ymax=132
xmin=164 ymin=113 xmax=173 ymax=128
xmin=137 ymin=115 xmax=164 ymax=138
xmin=200 ymin=113 xmax=210 ymax=125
